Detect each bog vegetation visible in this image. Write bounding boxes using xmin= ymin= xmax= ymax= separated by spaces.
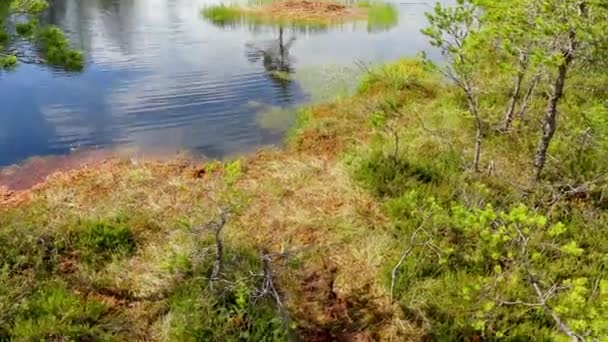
xmin=1 ymin=0 xmax=608 ymax=340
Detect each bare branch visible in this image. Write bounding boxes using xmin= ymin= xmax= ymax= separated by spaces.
xmin=512 ymin=227 xmax=584 ymax=341
xmin=206 ymin=208 xmax=232 ymax=288
xmin=531 ymin=280 xmax=584 ymax=341
xmin=253 ymin=248 xmax=297 ymax=341
xmin=390 ymin=215 xmax=431 ymax=300
xmin=498 ymin=299 xmax=544 ymax=307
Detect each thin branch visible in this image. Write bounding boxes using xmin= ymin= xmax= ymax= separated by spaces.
xmin=514 ymin=228 xmax=584 ymax=341
xmin=531 ymin=280 xmax=584 ymax=341
xmin=253 ymin=248 xmax=297 ymax=341
xmin=207 ymin=208 xmax=232 ymax=288
xmin=498 ymin=299 xmax=544 ymax=307
xmin=390 ymin=215 xmax=431 ymax=300
xmin=412 ymin=111 xmax=469 ymax=170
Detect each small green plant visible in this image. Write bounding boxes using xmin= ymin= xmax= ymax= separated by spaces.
xmin=355 ymin=0 xmax=371 ymax=8
xmin=389 ymin=200 xmax=608 ymax=339
xmin=223 ymin=159 xmax=244 ymax=184
xmin=77 ymin=221 xmax=136 ymax=263
xmin=354 ymin=151 xmax=438 ymax=197
xmin=10 ymin=282 xmax=113 ymax=340
xmin=370 ymin=96 xmax=406 ymax=161
xmin=164 ymin=245 xmax=289 ymax=341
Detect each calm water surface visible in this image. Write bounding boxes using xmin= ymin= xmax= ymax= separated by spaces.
xmin=0 ymin=0 xmax=443 ymax=167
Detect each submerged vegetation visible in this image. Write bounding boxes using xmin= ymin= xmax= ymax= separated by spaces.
xmin=1 ymin=0 xmax=608 ymax=340
xmin=201 ymin=0 xmax=397 ymax=31
xmin=0 ymin=0 xmax=83 ymax=71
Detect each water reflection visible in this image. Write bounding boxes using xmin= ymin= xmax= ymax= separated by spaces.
xmin=0 ymin=0 xmax=443 ymax=167
xmin=246 ymin=26 xmax=295 ymax=87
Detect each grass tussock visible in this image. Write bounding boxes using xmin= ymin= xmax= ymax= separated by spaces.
xmin=1 ymin=57 xmax=607 ymax=340
xmin=201 ymin=5 xmax=243 ymax=26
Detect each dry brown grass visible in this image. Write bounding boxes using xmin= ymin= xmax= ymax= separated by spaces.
xmin=244 ymin=0 xmax=366 ymax=23
xmin=0 ymin=59 xmax=441 ymax=340
xmin=0 ymin=145 xmax=404 ymax=339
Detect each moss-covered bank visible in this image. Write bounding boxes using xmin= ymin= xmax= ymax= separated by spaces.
xmin=1 ymin=58 xmax=607 ymax=340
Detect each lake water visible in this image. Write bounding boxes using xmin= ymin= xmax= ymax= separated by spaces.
xmin=0 ymin=0 xmax=443 ymax=167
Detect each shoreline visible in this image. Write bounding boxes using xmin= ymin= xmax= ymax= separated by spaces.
xmin=0 ymin=148 xmax=207 ymax=206
xmin=1 ymin=58 xmax=606 ymax=340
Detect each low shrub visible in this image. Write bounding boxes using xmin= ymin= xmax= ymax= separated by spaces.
xmin=353 ymin=151 xmax=440 ymax=197
xmin=9 ymin=282 xmax=114 ymax=340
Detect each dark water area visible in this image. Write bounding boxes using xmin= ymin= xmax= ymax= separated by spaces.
xmin=0 ymin=0 xmax=445 ymax=167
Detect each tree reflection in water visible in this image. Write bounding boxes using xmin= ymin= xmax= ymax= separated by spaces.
xmin=246 ymin=26 xmax=296 ymax=88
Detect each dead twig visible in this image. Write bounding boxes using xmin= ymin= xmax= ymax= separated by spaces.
xmin=253 ymin=248 xmax=297 ymax=341
xmin=512 ymin=228 xmax=584 ymax=341
xmin=531 ymin=279 xmax=584 ymax=341
xmin=390 ymin=215 xmax=431 ymax=300
xmin=207 ymin=208 xmax=232 ymax=289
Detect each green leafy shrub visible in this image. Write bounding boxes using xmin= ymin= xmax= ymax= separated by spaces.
xmin=164 ymin=247 xmax=289 ymax=341
xmin=2 ymin=1 xmax=83 ymax=71
xmin=390 ymin=201 xmax=608 ymax=339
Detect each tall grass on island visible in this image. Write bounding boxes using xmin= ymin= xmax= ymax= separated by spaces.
xmin=201 ymin=0 xmax=398 ymax=31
